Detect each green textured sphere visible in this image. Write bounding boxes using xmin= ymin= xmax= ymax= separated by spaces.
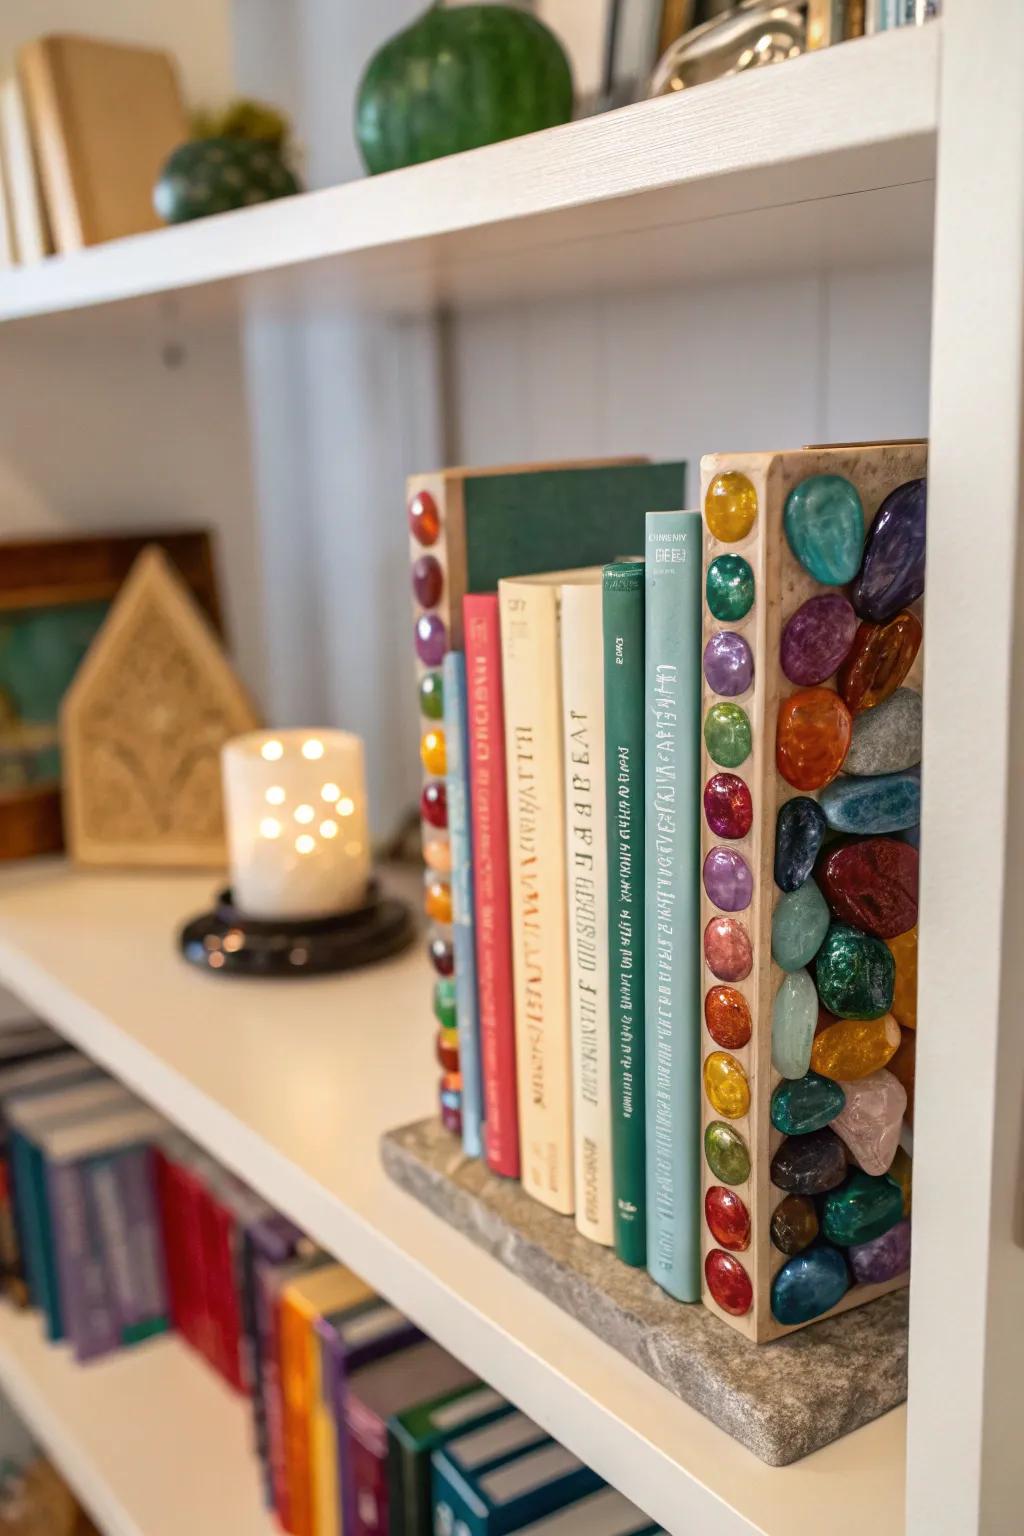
xmin=706 ymin=554 xmax=755 ymax=622
xmin=154 ymin=137 xmax=299 ymax=224
xmin=356 ymin=4 xmax=574 ymax=176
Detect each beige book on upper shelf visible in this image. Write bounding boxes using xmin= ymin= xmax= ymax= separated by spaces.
xmin=18 ymin=33 xmax=188 ymax=253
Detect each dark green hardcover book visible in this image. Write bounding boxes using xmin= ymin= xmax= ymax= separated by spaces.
xmin=387 ymin=1382 xmax=513 ymax=1536
xmin=603 ymin=561 xmax=647 ymax=1267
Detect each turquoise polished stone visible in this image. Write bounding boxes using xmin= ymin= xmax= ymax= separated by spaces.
xmin=822 ymin=1170 xmax=904 ymax=1246
xmin=771 ymin=879 xmax=830 ymax=971
xmin=771 ymin=1073 xmax=845 ymax=1135
xmin=815 ymin=923 xmax=895 ymax=1019
xmin=820 ymin=770 xmax=921 ymax=834
xmin=771 ymin=1244 xmax=849 ymax=1325
xmin=706 ymin=554 xmax=755 ymax=622
xmin=772 ymin=968 xmax=819 ymax=1079
xmin=784 ymin=475 xmax=865 ymax=585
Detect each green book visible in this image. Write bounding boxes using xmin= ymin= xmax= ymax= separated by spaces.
xmin=387 ymin=1382 xmax=513 ymax=1536
xmin=603 ymin=561 xmax=647 ymax=1267
xmin=644 ymin=512 xmax=703 ymax=1304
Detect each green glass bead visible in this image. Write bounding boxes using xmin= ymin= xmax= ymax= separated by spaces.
xmin=822 ymin=1170 xmax=904 ymax=1246
xmin=771 ymin=878 xmax=830 ymax=972
xmin=770 ymin=1072 xmax=845 ymax=1136
xmin=706 ymin=554 xmax=755 ymax=622
xmin=704 ymin=1121 xmax=751 ymax=1186
xmin=433 ymin=979 xmax=457 ymax=1031
xmin=419 ymin=671 xmax=444 ymax=721
xmin=704 ymin=702 xmax=752 ymax=768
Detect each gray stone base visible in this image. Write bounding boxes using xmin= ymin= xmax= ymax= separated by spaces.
xmin=381 ymin=1117 xmax=909 ymax=1466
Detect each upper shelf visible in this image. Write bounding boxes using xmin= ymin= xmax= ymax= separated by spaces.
xmin=0 ymin=27 xmax=938 ymax=330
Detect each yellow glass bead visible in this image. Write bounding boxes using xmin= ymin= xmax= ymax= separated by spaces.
xmin=425 ymin=880 xmax=452 ymax=924
xmin=703 ymin=1051 xmax=751 ymax=1120
xmin=810 ymin=1013 xmax=901 ymax=1081
xmin=420 ymin=729 xmax=447 ymax=776
xmin=890 ymin=1144 xmax=912 ymax=1217
xmin=423 ymin=837 xmax=452 ymax=874
xmin=886 ymin=925 xmax=917 ymax=1029
xmin=705 ymin=472 xmax=758 ymax=543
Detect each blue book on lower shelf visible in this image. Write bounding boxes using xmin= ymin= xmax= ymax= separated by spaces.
xmin=444 ymin=650 xmax=484 ymax=1158
xmin=432 ymin=1437 xmax=602 ymax=1536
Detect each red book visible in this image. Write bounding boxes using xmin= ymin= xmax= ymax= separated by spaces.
xmin=463 ymin=595 xmax=520 ymax=1178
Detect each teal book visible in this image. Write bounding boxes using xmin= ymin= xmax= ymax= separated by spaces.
xmin=444 ymin=650 xmax=484 ymax=1158
xmin=644 ymin=512 xmax=704 ymax=1305
xmin=431 ymin=1438 xmax=602 ymax=1536
xmin=602 ymin=562 xmax=647 ymax=1267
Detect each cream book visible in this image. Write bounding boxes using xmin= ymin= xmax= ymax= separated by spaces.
xmin=0 ymin=76 xmax=50 ymax=263
xmin=500 ymin=567 xmax=601 ymax=1214
xmin=560 ymin=579 xmax=614 ymax=1245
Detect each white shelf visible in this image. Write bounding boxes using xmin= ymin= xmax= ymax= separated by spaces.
xmin=0 ymin=1304 xmax=272 ymax=1536
xmin=0 ymin=27 xmax=937 ymax=329
xmin=0 ymin=860 xmax=906 ymax=1536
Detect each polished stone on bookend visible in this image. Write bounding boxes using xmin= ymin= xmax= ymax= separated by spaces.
xmin=703 ymin=847 xmax=753 ymax=911
xmin=705 ymin=986 xmax=752 ymax=1049
xmin=704 ymin=1051 xmax=751 ymax=1118
xmin=770 ymin=1194 xmax=819 ymax=1256
xmin=706 ymin=553 xmax=755 ymax=621
xmin=420 ymin=780 xmax=448 ymax=828
xmin=425 ymin=880 xmax=452 ymax=924
xmin=776 ymin=688 xmax=852 ymax=791
xmin=440 ymin=1095 xmax=462 ymax=1136
xmin=704 ymin=917 xmax=753 ymax=982
xmin=704 ymin=701 xmax=752 ymax=768
xmin=419 ymin=670 xmax=445 ymax=720
xmin=889 ymin=1028 xmax=916 ymax=1126
xmin=783 ymin=475 xmax=865 ymax=585
xmin=844 ymin=688 xmax=922 ymax=775
xmin=424 ymin=837 xmax=452 ymax=873
xmin=703 ymin=631 xmax=754 ymax=696
xmin=705 ymin=1249 xmax=753 ymax=1316
xmin=771 ymin=1128 xmax=848 ymax=1195
xmin=771 ymin=1245 xmax=849 ymax=1326
xmin=428 ymin=933 xmax=454 ymax=976
xmin=849 ymin=1218 xmax=911 ymax=1285
xmin=820 ymin=771 xmax=921 ymax=835
xmin=816 ymin=923 xmax=896 ymax=1018
xmin=433 ymin=978 xmax=457 ymax=1029
xmin=704 ymin=1121 xmax=751 ymax=1185
xmin=705 ymin=1186 xmax=751 ymax=1251
xmin=774 ymin=796 xmax=828 ymax=891
xmin=771 ymin=879 xmax=830 ymax=970
xmin=851 ymin=478 xmax=927 ymax=624
xmin=838 ymin=611 xmax=922 ymax=713
xmin=772 ymin=968 xmax=819 ymax=1078
xmin=420 ymin=728 xmax=447 ymax=775
xmin=886 ymin=925 xmax=918 ymax=1028
xmin=412 ymin=553 xmax=444 ymax=607
xmin=408 ymin=489 xmax=441 ymax=545
xmin=811 ymin=1014 xmax=901 ymax=1080
xmin=889 ymin=1145 xmax=913 ymax=1215
xmin=415 ymin=611 xmax=448 ymax=666
xmin=703 ymin=773 xmax=753 ymax=839
xmin=823 ymin=1170 xmax=904 ymax=1246
xmin=780 ymin=594 xmax=858 ymax=687
xmin=833 ymin=1070 xmax=906 ymax=1175
xmin=771 ymin=1073 xmax=845 ymax=1136
xmin=436 ymin=1027 xmax=460 ymax=1071
xmin=819 ymin=837 xmax=919 ymax=938
xmin=705 ymin=471 xmax=758 ymax=543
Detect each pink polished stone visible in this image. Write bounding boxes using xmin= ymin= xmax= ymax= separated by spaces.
xmin=704 ymin=917 xmax=753 ymax=982
xmin=833 ymin=1068 xmax=907 ymax=1175
xmin=703 ymin=773 xmax=753 ymax=840
xmin=780 ymin=594 xmax=858 ymax=686
xmin=412 ymin=554 xmax=444 ymax=608
xmin=702 ymin=847 xmax=753 ymax=911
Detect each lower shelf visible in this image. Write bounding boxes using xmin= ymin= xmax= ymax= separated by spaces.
xmin=382 ymin=1117 xmax=908 ymax=1467
xmin=0 ymin=1307 xmax=273 ymax=1536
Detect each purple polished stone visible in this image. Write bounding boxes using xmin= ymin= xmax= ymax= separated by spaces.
xmin=703 ymin=632 xmax=754 ymax=697
xmin=703 ymin=847 xmax=753 ymax=911
xmin=412 ymin=554 xmax=444 ymax=608
xmin=848 ymin=1215 xmax=911 ymax=1284
xmin=851 ymin=478 xmax=927 ymax=623
xmin=415 ymin=612 xmax=448 ymax=666
xmin=780 ymin=593 xmax=858 ymax=686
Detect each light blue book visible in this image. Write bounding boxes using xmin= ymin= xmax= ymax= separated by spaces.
xmin=644 ymin=511 xmax=703 ymax=1304
xmin=444 ymin=650 xmax=484 ymax=1158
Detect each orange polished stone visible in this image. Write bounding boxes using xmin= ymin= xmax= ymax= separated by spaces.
xmin=423 ymin=837 xmax=452 ymax=874
xmin=886 ymin=924 xmax=918 ymax=1028
xmin=889 ymin=1026 xmax=916 ymax=1127
xmin=838 ymin=611 xmax=922 ymax=713
xmin=704 ymin=986 xmax=752 ymax=1049
xmin=776 ymin=687 xmax=852 ymax=790
xmin=425 ymin=880 xmax=453 ymax=924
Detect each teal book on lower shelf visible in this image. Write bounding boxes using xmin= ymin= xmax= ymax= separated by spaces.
xmin=644 ymin=511 xmax=703 ymax=1304
xmin=432 ymin=1436 xmax=602 ymax=1536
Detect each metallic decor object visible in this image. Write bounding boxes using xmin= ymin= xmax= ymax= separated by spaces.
xmin=649 ymin=0 xmax=805 ymax=94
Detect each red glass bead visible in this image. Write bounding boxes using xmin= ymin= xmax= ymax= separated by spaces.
xmin=409 ymin=491 xmax=441 ymax=546
xmin=704 ymin=986 xmax=752 ymax=1049
xmin=703 ymin=773 xmax=753 ymax=840
xmin=705 ymin=1249 xmax=753 ymax=1316
xmin=413 ymin=554 xmax=444 ymax=607
xmin=705 ymin=1187 xmax=751 ymax=1251
xmin=421 ymin=781 xmax=448 ymax=829
xmin=429 ymin=935 xmax=454 ymax=976
xmin=436 ymin=1028 xmax=460 ymax=1072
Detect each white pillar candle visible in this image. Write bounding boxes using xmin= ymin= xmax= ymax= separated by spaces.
xmin=222 ymin=729 xmax=371 ymax=919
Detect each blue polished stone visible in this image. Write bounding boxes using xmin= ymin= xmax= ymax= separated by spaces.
xmin=771 ymin=1073 xmax=846 ymax=1136
xmin=820 ymin=770 xmax=920 ymax=834
xmin=851 ymin=478 xmax=927 ymax=623
xmin=771 ymin=1243 xmax=850 ymax=1326
xmin=774 ymin=796 xmax=828 ymax=892
xmin=784 ymin=475 xmax=865 ymax=585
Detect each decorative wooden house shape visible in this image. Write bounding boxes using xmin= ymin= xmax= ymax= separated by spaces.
xmin=61 ymin=545 xmax=259 ymax=867
xmin=698 ymin=442 xmax=926 ymax=1341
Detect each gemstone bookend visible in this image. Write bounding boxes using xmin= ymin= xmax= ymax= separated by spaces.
xmin=700 ymin=442 xmax=925 ymax=1342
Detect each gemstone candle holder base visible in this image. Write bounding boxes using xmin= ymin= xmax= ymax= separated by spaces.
xmin=179 ymin=879 xmax=415 ymax=977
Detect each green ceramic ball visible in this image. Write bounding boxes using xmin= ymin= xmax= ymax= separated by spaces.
xmin=154 ymin=137 xmax=300 ymax=224
xmin=356 ymin=3 xmax=574 ymax=176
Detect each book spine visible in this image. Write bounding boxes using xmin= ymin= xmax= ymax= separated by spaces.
xmin=644 ymin=512 xmax=703 ymax=1304
xmin=47 ymin=1160 xmax=119 ymax=1361
xmin=602 ymin=563 xmax=648 ymax=1266
xmin=280 ymin=1296 xmax=315 ymax=1536
xmin=500 ymin=579 xmax=574 ymax=1215
xmin=560 ymin=582 xmax=613 ymax=1246
xmin=463 ymin=595 xmax=520 ymax=1179
xmin=120 ymin=1147 xmax=169 ymax=1340
xmin=29 ymin=1142 xmax=63 ymax=1339
xmin=257 ymin=1268 xmax=291 ymax=1525
xmin=90 ymin=1151 xmax=142 ymax=1341
xmin=444 ymin=650 xmax=484 ymax=1159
